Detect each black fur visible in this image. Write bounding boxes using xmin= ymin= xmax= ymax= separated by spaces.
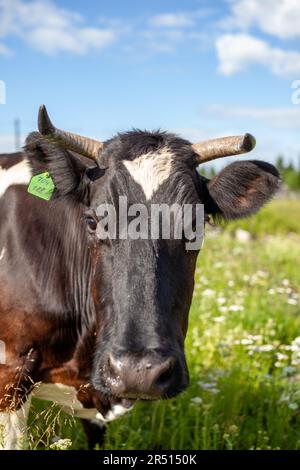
xmin=22 ymin=129 xmax=281 ymax=400
xmin=207 ymin=160 xmax=281 ymax=220
xmin=80 ymin=419 xmax=106 ymax=450
xmin=0 ymin=128 xmax=281 ymax=450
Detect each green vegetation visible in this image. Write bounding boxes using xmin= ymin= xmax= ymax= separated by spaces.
xmin=226 ymin=199 xmax=300 ymax=236
xmin=28 ymin=199 xmax=300 ymax=450
xmin=276 ymin=156 xmax=300 ymax=191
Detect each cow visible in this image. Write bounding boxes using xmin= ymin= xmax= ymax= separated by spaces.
xmin=0 ymin=106 xmax=280 ymax=449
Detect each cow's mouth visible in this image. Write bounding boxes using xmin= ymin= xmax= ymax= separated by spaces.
xmin=109 ymin=384 xmax=188 ymax=402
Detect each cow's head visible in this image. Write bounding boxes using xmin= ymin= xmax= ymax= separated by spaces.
xmin=26 ymin=106 xmax=280 ymax=401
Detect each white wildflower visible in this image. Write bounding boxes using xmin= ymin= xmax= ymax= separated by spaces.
xmin=276 ymin=353 xmax=288 ymax=361
xmin=292 ymin=360 xmax=300 ymax=366
xmin=279 ymin=394 xmax=290 ymax=403
xmin=198 ymin=381 xmax=217 ymax=390
xmin=213 ymin=316 xmax=225 ymax=323
xmin=288 ymin=403 xmax=299 ymax=411
xmin=228 ymin=305 xmax=244 ymax=312
xmin=254 ymin=345 xmax=274 ymax=352
xmin=292 ymin=337 xmax=300 ymax=346
xmin=250 ymin=335 xmax=263 ymax=341
xmin=214 ymin=261 xmax=224 ymax=269
xmin=202 ymin=288 xmax=215 ymax=297
xmin=277 ymin=287 xmax=285 ymax=294
xmin=274 ymin=361 xmax=284 ymax=368
xmin=241 ymin=338 xmax=254 ymax=345
xmin=50 ymin=438 xmax=72 ymax=450
xmin=257 ymin=270 xmax=268 ymax=278
xmin=218 ymin=306 xmax=228 ymax=313
xmin=190 ymin=397 xmax=203 ymax=405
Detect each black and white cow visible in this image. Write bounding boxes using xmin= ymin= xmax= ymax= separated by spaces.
xmin=0 ymin=106 xmax=280 ymax=449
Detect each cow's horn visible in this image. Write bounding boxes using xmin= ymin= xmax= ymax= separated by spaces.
xmin=38 ymin=105 xmax=103 ymax=160
xmin=192 ymin=134 xmax=256 ymax=164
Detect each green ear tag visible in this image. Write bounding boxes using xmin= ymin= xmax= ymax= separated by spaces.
xmin=27 ymin=172 xmax=55 ymax=201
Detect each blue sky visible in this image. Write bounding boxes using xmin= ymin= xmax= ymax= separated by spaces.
xmin=0 ymin=0 xmax=300 ymax=167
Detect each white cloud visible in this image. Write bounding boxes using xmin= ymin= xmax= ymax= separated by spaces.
xmin=143 ymin=9 xmax=214 ymax=55
xmin=27 ymin=26 xmax=116 ymax=55
xmin=224 ymin=0 xmax=300 ymax=40
xmin=207 ymin=104 xmax=300 ymax=129
xmin=216 ymin=33 xmax=300 ymax=78
xmin=149 ymin=13 xmax=196 ymax=28
xmin=0 ymin=0 xmax=117 ymax=55
xmin=216 ymin=1 xmax=300 ymax=78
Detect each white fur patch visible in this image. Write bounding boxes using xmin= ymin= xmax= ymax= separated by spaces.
xmin=32 ymin=383 xmax=132 ymax=423
xmin=123 ymin=148 xmax=173 ymax=200
xmin=0 ymin=248 xmax=5 ymax=262
xmin=0 ymin=399 xmax=31 ymax=450
xmin=0 ymin=160 xmax=31 ymax=198
xmin=100 ymin=404 xmax=130 ymax=422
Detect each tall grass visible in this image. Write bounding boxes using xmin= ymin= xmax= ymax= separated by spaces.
xmin=28 ymin=199 xmax=300 ymax=450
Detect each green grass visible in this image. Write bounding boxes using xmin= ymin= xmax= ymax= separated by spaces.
xmin=226 ymin=198 xmax=300 ymax=237
xmin=28 ymin=199 xmax=300 ymax=450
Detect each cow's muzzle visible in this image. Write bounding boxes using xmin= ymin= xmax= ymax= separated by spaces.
xmin=94 ymin=352 xmax=189 ymax=400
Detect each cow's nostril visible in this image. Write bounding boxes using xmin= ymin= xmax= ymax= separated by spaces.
xmin=153 ymin=358 xmax=175 ymax=388
xmin=156 ymin=365 xmax=173 ymax=385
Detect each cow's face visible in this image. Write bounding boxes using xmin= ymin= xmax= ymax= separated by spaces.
xmin=26 ymin=125 xmax=280 ymax=402
xmin=85 ymin=133 xmax=204 ymax=400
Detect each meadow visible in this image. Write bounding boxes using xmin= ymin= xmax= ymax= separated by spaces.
xmin=28 ymin=198 xmax=300 ymax=450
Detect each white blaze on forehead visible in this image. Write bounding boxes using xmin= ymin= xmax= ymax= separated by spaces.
xmin=0 ymin=159 xmax=32 ymax=197
xmin=123 ymin=147 xmax=174 ymax=200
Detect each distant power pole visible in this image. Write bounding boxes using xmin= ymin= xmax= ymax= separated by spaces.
xmin=14 ymin=118 xmax=21 ymax=151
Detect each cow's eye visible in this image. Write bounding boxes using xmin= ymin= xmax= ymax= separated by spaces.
xmin=85 ymin=215 xmax=97 ymax=232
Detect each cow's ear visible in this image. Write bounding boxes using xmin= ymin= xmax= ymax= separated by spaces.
xmin=25 ymin=132 xmax=90 ymax=202
xmin=204 ymin=160 xmax=281 ymax=220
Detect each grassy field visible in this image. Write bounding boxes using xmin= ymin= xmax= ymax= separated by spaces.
xmin=28 ymin=198 xmax=300 ymax=450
